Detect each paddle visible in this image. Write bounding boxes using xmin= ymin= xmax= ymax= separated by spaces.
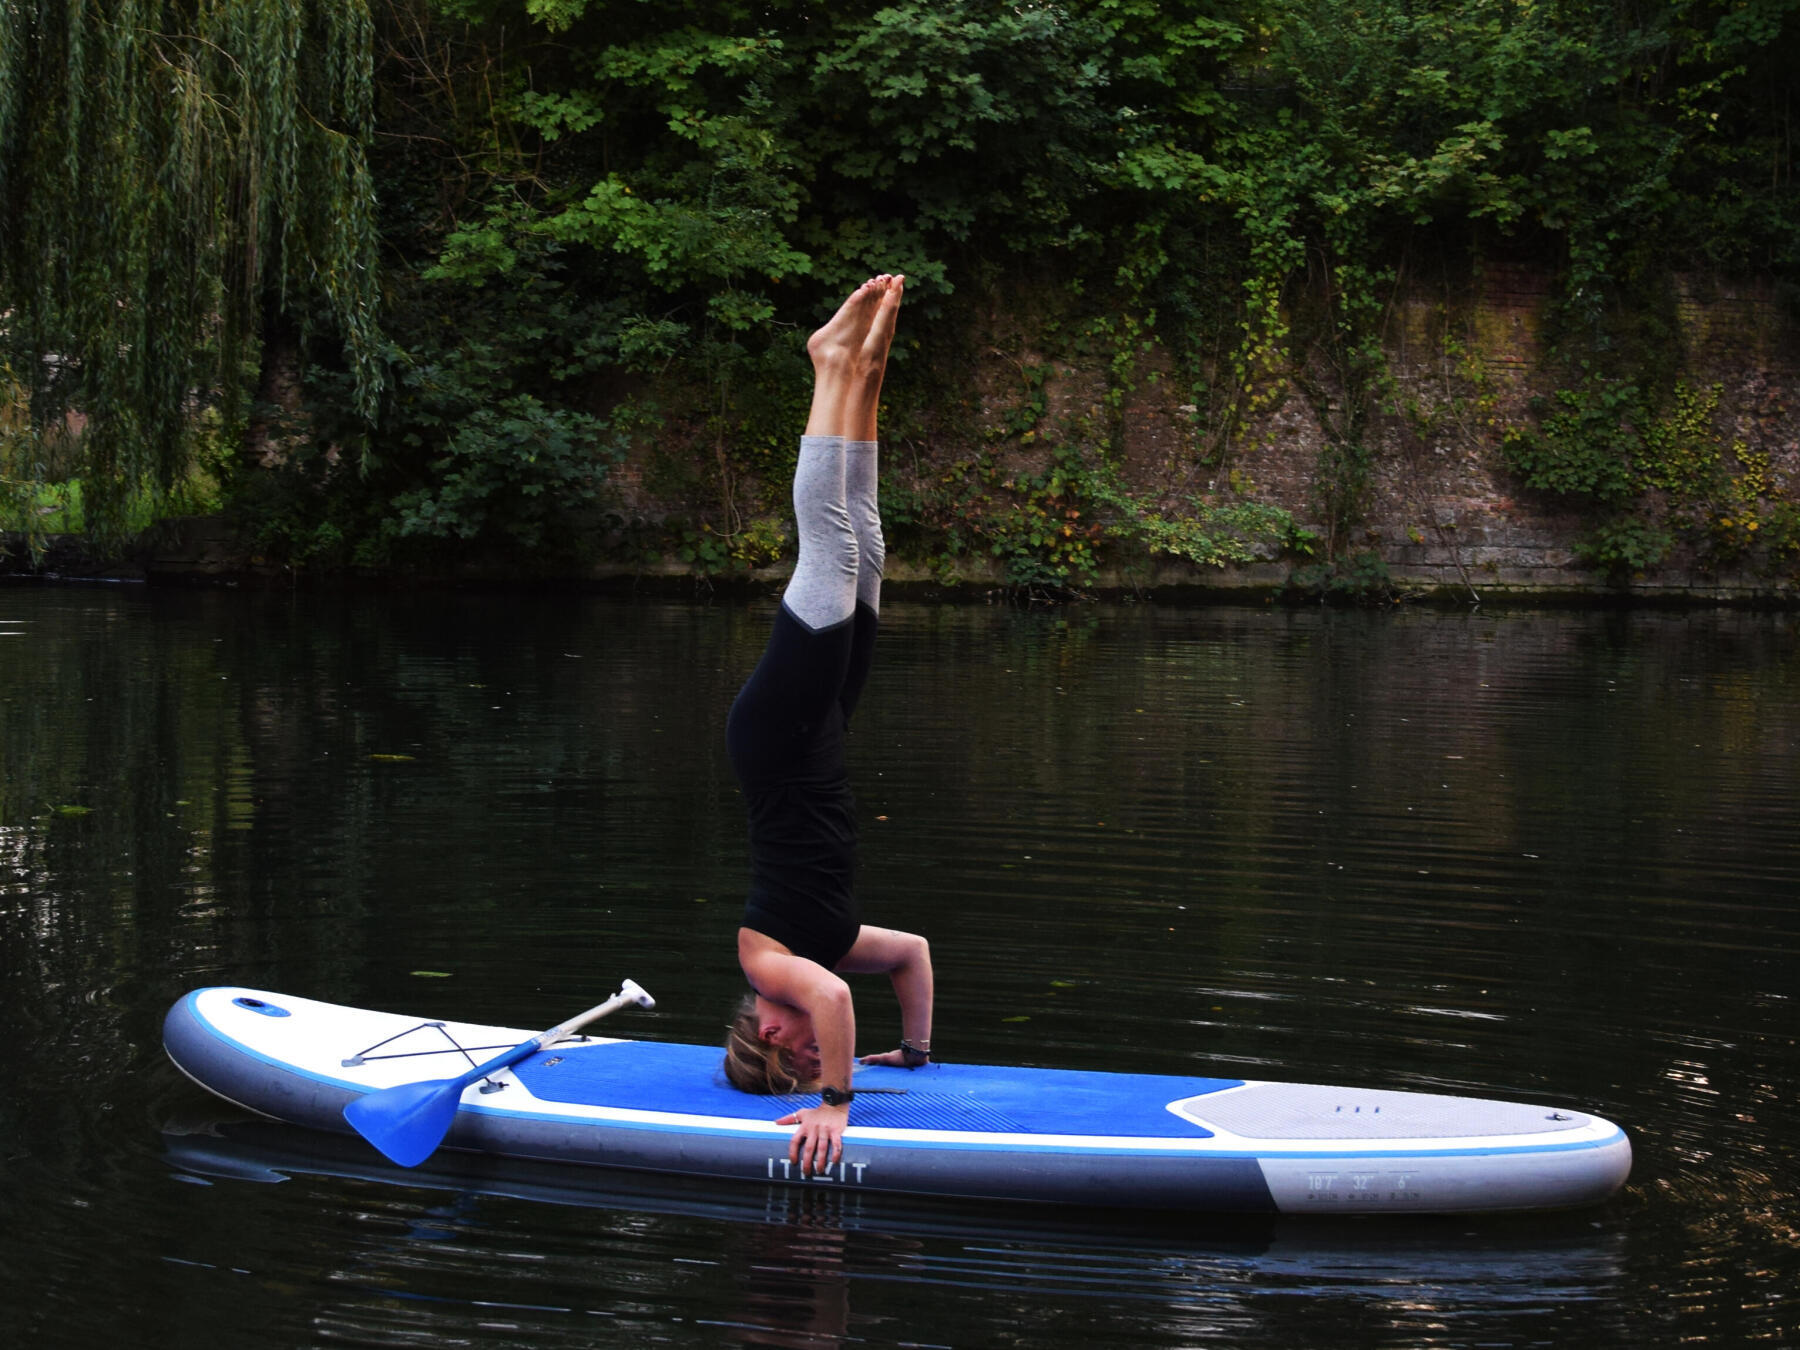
xmin=343 ymin=979 xmax=656 ymax=1167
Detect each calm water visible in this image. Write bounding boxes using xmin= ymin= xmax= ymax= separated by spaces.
xmin=2 ymin=584 xmax=1796 ymax=1348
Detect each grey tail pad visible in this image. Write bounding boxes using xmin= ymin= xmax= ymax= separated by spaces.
xmin=1178 ymin=1083 xmax=1590 ymax=1140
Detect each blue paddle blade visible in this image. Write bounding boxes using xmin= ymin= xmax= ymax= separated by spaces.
xmin=343 ymin=1078 xmax=465 ymax=1167
xmin=338 ymin=985 xmax=648 ymax=1167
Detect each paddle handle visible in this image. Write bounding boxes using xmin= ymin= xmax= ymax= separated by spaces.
xmin=537 ymin=978 xmax=655 ymax=1051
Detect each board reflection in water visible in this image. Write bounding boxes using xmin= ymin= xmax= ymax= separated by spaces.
xmin=162 ymin=1113 xmax=1631 ymax=1348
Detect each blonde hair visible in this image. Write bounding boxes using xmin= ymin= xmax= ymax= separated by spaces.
xmin=722 ymin=993 xmax=818 ymax=1095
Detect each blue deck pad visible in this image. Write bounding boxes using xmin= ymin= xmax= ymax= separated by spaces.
xmin=513 ymin=1040 xmax=1242 ymax=1139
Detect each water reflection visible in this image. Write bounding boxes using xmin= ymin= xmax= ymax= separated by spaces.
xmin=162 ymin=1112 xmax=1630 ymax=1348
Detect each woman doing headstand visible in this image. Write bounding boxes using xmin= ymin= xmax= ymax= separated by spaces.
xmin=722 ymin=275 xmax=933 ymax=1177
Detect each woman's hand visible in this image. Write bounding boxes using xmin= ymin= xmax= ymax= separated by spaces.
xmin=775 ymin=1102 xmax=850 ymax=1177
xmin=836 ymin=926 xmax=934 ymax=1068
xmin=857 ymin=1047 xmax=927 ymax=1069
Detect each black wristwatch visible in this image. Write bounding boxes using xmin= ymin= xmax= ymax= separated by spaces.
xmin=821 ymin=1085 xmax=855 ymax=1107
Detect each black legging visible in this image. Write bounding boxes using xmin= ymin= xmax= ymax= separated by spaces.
xmin=727 ymin=601 xmax=879 ymax=968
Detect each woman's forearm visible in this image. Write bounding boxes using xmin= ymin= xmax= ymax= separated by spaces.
xmin=892 ymin=936 xmax=934 ymax=1050
xmin=807 ymin=977 xmax=857 ymax=1092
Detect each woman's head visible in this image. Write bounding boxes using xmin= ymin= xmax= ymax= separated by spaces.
xmin=723 ymin=993 xmax=821 ymax=1094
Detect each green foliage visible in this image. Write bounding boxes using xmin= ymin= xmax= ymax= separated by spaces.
xmin=1502 ymin=379 xmax=1644 ymax=503
xmin=1090 ymin=479 xmax=1299 ymax=569
xmin=0 ymin=362 xmax=42 ymax=557
xmin=4 ymin=352 xmax=226 ymax=559
xmin=354 ymin=212 xmax=644 ymax=558
xmin=892 ymin=430 xmax=1305 ymax=594
xmin=0 ymin=0 xmax=383 ymax=545
xmin=995 ymin=364 xmax=1054 ymax=440
xmin=1503 ymin=373 xmax=1796 ymax=578
xmin=1637 ymin=382 xmax=1730 ymax=496
xmin=1748 ymin=501 xmax=1800 ymax=562
xmin=1574 ymin=516 xmax=1675 ymax=578
xmin=8 ymin=0 xmax=1798 ymax=578
xmin=878 ymin=438 xmax=1100 ymax=593
xmin=985 ymin=445 xmax=1107 ymax=592
xmin=387 ymin=396 xmax=623 ymax=549
xmin=1310 ymin=439 xmax=1379 ymax=556
xmin=804 ymin=0 xmax=1113 ymax=252
xmin=1287 ymin=550 xmax=1397 ymax=602
xmin=1501 ymin=375 xmax=1747 ymax=511
xmin=669 ymin=515 xmax=788 ymax=574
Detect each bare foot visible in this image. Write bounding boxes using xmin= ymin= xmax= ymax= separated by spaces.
xmin=859 ymin=274 xmax=904 ymax=375
xmin=807 ymin=277 xmax=886 ymax=373
xmin=803 ymin=275 xmax=903 ymax=439
xmin=842 ymin=275 xmax=903 ymax=440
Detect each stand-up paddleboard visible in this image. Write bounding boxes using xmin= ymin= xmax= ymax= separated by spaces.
xmin=163 ymin=986 xmax=1631 ymax=1215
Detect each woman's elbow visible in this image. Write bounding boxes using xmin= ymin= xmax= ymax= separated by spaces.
xmin=813 ymin=974 xmax=853 ymax=1015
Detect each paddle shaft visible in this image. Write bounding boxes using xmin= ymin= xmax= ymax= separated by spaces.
xmin=454 ymin=979 xmax=657 ymax=1090
xmin=540 ymin=978 xmax=655 ymax=1050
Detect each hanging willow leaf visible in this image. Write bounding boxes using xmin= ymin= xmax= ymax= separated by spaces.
xmin=0 ymin=0 xmax=384 ymax=546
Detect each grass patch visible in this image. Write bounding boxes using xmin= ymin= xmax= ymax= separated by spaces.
xmin=1 ymin=480 xmax=86 ymax=533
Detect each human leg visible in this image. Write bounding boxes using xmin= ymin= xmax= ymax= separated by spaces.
xmin=781 ymin=433 xmax=859 ymax=633
xmin=783 ymin=274 xmax=898 ymax=633
xmin=837 ymin=441 xmax=882 ymax=722
xmin=728 ymin=277 xmax=902 ymax=770
xmin=842 ymin=274 xmax=903 ymax=447
xmin=802 ymin=276 xmax=888 ymax=440
xmin=844 ymin=440 xmax=885 ymax=614
xmin=841 ymin=273 xmax=902 ymax=615
xmin=837 ymin=276 xmax=902 ymax=715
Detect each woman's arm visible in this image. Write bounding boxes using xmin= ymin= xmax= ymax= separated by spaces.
xmin=738 ymin=929 xmax=855 ymax=1176
xmin=839 ymin=926 xmax=933 ymax=1066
